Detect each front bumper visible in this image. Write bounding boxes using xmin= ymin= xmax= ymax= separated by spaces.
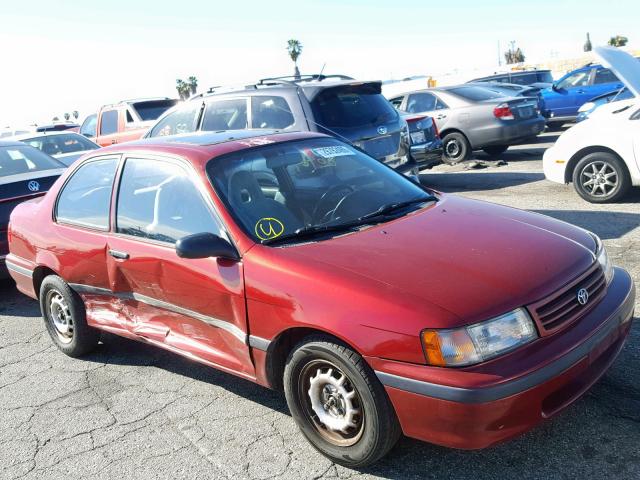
xmin=371 ymin=267 xmax=635 ymax=449
xmin=410 ymin=139 xmax=443 ymax=169
xmin=542 ymin=145 xmax=568 ymax=184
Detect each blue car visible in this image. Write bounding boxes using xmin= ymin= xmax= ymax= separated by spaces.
xmin=576 ymin=87 xmax=634 ymax=122
xmin=540 ymin=63 xmax=624 ymax=128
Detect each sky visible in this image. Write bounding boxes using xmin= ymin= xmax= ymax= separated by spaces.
xmin=1 ymin=0 xmax=639 ymax=128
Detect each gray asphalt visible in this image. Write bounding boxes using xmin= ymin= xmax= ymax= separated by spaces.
xmin=1 ymin=129 xmax=639 ymax=479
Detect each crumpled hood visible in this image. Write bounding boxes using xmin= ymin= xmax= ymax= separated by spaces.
xmin=283 ymin=195 xmax=596 ymax=326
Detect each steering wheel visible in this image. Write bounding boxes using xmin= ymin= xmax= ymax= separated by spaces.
xmin=311 ymin=183 xmax=355 ymax=224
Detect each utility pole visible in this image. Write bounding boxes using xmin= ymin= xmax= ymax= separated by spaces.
xmin=498 ymin=40 xmax=502 ymax=66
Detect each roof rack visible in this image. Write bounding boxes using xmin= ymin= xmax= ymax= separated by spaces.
xmin=258 ymin=74 xmax=354 ymax=85
xmin=118 ymin=97 xmax=173 ymax=104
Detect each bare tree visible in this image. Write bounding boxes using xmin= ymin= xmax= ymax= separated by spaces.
xmin=504 ymin=41 xmax=525 ymax=64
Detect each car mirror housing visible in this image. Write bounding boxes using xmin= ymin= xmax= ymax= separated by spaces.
xmin=175 ymin=232 xmax=239 ymax=261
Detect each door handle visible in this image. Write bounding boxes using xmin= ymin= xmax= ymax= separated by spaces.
xmin=108 ymin=249 xmax=129 ymax=260
xmin=576 ymin=90 xmax=585 ymax=94
xmin=436 ymin=114 xmax=447 ymax=119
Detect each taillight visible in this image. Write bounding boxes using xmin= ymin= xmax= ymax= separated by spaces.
xmin=431 ymin=117 xmax=440 ymax=139
xmin=493 ymin=103 xmax=514 ymax=120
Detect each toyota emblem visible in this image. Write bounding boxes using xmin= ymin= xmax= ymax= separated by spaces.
xmin=27 ymin=180 xmax=40 ymax=192
xmin=576 ymin=288 xmax=589 ymax=306
xmin=377 ymin=126 xmax=388 ymax=135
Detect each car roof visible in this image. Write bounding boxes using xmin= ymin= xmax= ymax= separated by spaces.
xmin=95 ymin=130 xmax=328 ymax=168
xmin=0 ymin=140 xmax=32 ymax=148
xmin=7 ymin=131 xmax=84 ymax=142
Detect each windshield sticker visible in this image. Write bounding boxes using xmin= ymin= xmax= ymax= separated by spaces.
xmin=310 ymin=146 xmax=354 ymax=159
xmin=255 ymin=217 xmax=285 ymax=241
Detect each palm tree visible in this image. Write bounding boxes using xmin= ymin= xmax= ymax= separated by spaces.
xmin=176 ymin=79 xmax=188 ymax=100
xmin=584 ymin=33 xmax=592 ymax=52
xmin=188 ymin=76 xmax=198 ymax=96
xmin=72 ymin=110 xmax=79 ymax=120
xmin=608 ymin=35 xmax=628 ymax=47
xmin=287 ymin=39 xmax=303 ymax=79
xmin=63 ymin=112 xmax=70 ymax=121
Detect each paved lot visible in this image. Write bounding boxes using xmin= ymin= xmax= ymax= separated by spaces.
xmin=1 ymin=130 xmax=639 ymax=479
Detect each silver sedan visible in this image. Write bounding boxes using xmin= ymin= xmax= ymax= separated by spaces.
xmin=388 ymin=85 xmax=545 ymax=163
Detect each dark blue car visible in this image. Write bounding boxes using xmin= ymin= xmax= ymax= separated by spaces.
xmin=540 ymin=63 xmax=624 ymax=128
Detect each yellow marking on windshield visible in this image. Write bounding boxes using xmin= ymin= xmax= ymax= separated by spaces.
xmin=255 ymin=218 xmax=285 ymax=240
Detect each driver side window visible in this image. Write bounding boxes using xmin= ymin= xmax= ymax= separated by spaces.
xmin=56 ymin=157 xmax=119 ymax=230
xmin=556 ymin=71 xmax=590 ymax=89
xmin=116 ymin=157 xmax=223 ymax=244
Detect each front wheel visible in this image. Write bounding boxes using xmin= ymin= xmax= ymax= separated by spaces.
xmin=39 ymin=275 xmax=100 ymax=357
xmin=572 ymin=152 xmax=631 ymax=203
xmin=283 ymin=336 xmax=400 ymax=467
xmin=441 ymin=132 xmax=471 ymax=164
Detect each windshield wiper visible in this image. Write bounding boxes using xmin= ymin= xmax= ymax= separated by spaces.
xmin=357 ymin=195 xmax=437 ymax=221
xmin=262 ymin=221 xmax=368 ymax=246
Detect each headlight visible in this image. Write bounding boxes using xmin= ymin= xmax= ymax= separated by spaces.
xmin=594 ymin=235 xmax=614 ymax=284
xmin=421 ymin=308 xmax=538 ymax=367
xmin=578 ymin=102 xmax=595 ymax=113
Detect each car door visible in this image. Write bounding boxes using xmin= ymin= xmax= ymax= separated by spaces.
xmin=106 ymin=154 xmax=254 ymax=377
xmin=96 ymin=109 xmax=120 ymax=146
xmin=53 ymin=155 xmax=124 ymax=329
xmin=588 ymin=68 xmax=625 ymax=100
xmin=546 ymin=69 xmax=592 ymax=117
xmin=405 ymin=91 xmax=450 ymax=131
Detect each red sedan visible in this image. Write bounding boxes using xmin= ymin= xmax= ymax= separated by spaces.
xmin=5 ymin=130 xmax=635 ymax=467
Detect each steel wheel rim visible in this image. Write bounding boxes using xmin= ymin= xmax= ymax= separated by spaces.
xmin=299 ymin=360 xmax=365 ymax=446
xmin=445 ymin=139 xmax=461 ymax=158
xmin=580 ymin=161 xmax=618 ymax=197
xmin=47 ymin=290 xmax=74 ymax=344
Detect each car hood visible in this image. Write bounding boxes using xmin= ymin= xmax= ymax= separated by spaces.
xmin=595 ymin=46 xmax=640 ymax=98
xmin=281 ymin=195 xmax=596 ymax=326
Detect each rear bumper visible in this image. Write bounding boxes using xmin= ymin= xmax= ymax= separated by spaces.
xmin=410 ymin=139 xmax=443 ymax=169
xmin=470 ymin=117 xmax=546 ymax=148
xmin=373 ymin=267 xmax=635 ymax=449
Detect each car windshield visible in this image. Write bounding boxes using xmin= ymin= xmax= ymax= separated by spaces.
xmin=207 ymin=137 xmax=434 ymax=245
xmin=0 ymin=145 xmax=64 ymax=177
xmin=23 ymin=133 xmax=98 ymax=156
xmin=447 ymin=86 xmax=505 ymax=101
xmin=131 ymin=99 xmax=179 ymax=121
xmin=310 ymin=84 xmax=398 ymax=129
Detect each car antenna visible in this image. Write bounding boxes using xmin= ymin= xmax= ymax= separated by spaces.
xmin=319 ymin=63 xmax=326 ymax=79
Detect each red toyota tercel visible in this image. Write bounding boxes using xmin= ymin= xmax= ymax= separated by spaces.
xmin=6 ymin=131 xmax=635 ymax=467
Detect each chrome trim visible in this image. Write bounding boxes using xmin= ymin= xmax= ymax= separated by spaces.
xmin=68 ymin=283 xmax=247 ymax=343
xmin=5 ymin=259 xmax=33 ymax=278
xmin=248 ymin=335 xmax=271 ymax=351
xmin=376 ymin=268 xmax=635 ymax=404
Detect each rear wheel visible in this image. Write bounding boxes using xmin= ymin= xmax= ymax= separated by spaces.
xmin=442 ymin=132 xmax=471 ymax=164
xmin=39 ymin=275 xmax=100 ymax=357
xmin=572 ymin=152 xmax=631 ymax=203
xmin=482 ymin=145 xmax=509 ymax=157
xmin=283 ymin=336 xmax=400 ymax=467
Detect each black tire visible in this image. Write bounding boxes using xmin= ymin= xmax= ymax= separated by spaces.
xmin=572 ymin=152 xmax=631 ymax=203
xmin=39 ymin=275 xmax=99 ymax=357
xmin=482 ymin=145 xmax=509 ymax=157
xmin=283 ymin=336 xmax=400 ymax=467
xmin=441 ymin=132 xmax=471 ymax=164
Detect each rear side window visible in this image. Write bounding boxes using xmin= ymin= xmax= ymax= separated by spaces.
xmin=116 ymin=157 xmax=222 ymax=244
xmin=201 ymin=98 xmax=248 ymax=131
xmin=56 ymin=157 xmax=118 ymax=230
xmin=149 ymin=104 xmax=201 ymax=137
xmin=131 ymin=99 xmax=179 ymax=121
xmin=447 ymin=86 xmax=503 ymax=101
xmin=100 ymin=110 xmax=118 ymax=136
xmin=251 ymin=96 xmax=295 ymax=129
xmin=311 ymin=84 xmax=398 ymax=128
xmin=0 ymin=145 xmax=64 ymax=177
xmin=594 ymin=68 xmax=620 ymax=85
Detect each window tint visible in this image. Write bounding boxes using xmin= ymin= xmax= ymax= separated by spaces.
xmin=56 ymin=158 xmax=118 ymax=229
xmin=556 ymin=71 xmax=590 ymax=89
xmin=251 ymin=96 xmax=295 ymax=129
xmin=310 ymin=84 xmax=397 ymax=128
xmin=447 ymin=86 xmax=503 ymax=101
xmin=116 ymin=158 xmax=221 ymax=244
xmin=509 ymin=73 xmax=537 ymax=85
xmin=99 ymin=110 xmax=118 ymax=136
xmin=594 ymin=68 xmax=620 ymax=85
xmin=149 ymin=104 xmax=201 ymax=137
xmin=80 ymin=114 xmax=97 ymax=137
xmin=201 ymin=98 xmax=248 ymax=131
xmin=131 ymin=99 xmax=179 ymax=121
xmin=0 ymin=145 xmax=64 ymax=177
xmin=406 ymin=93 xmax=437 ymax=113
xmin=24 ymin=134 xmax=98 ymax=156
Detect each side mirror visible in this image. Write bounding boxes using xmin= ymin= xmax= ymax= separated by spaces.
xmin=175 ymin=232 xmax=239 ymax=261
xmin=551 ymin=83 xmax=560 ymax=92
